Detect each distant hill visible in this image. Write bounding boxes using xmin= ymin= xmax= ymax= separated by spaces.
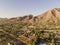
xmin=0 ymin=18 xmax=8 ymax=21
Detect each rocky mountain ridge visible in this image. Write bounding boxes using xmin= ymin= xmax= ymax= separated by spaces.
xmin=9 ymin=8 xmax=60 ymax=22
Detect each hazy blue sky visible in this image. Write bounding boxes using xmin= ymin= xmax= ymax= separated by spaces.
xmin=0 ymin=0 xmax=60 ymax=18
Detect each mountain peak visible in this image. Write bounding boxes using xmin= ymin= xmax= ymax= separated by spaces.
xmin=47 ymin=8 xmax=60 ymax=17
xmin=53 ymin=8 xmax=60 ymax=10
xmin=52 ymin=8 xmax=60 ymax=12
xmin=36 ymin=8 xmax=60 ymax=22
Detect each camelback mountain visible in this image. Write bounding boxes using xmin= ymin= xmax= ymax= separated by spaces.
xmin=9 ymin=8 xmax=60 ymax=25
